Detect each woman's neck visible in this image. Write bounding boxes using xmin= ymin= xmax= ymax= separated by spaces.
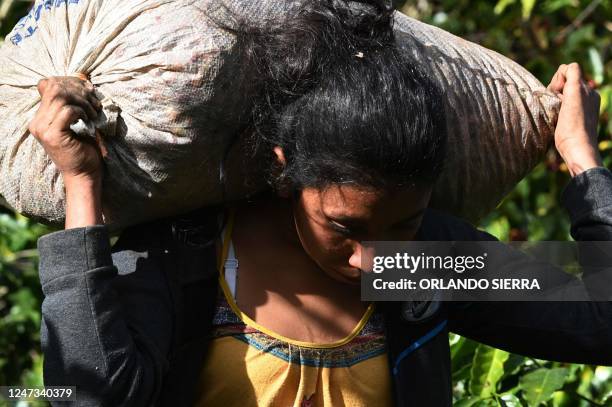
xmin=233 ymin=191 xmax=301 ymax=248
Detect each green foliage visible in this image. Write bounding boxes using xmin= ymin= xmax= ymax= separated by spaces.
xmin=519 ymin=367 xmax=569 ymax=406
xmin=451 ymin=332 xmax=612 ymax=405
xmin=403 ymin=0 xmax=612 ymax=404
xmin=0 ymin=0 xmax=28 ymax=43
xmin=469 ymin=346 xmax=510 ymax=398
xmin=0 ymin=209 xmax=48 ymax=394
xmin=0 ymin=0 xmax=611 ymax=405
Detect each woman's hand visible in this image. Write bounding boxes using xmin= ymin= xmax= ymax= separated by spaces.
xmin=29 ymin=76 xmax=103 ymax=180
xmin=29 ymin=76 xmax=105 ymax=228
xmin=548 ymin=63 xmax=603 ymax=177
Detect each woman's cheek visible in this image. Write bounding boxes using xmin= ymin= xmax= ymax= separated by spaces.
xmin=307 ymin=226 xmax=353 ymax=263
xmin=325 ymin=236 xmax=358 ymax=266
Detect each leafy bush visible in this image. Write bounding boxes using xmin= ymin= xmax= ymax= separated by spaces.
xmin=0 ymin=208 xmax=49 ymax=406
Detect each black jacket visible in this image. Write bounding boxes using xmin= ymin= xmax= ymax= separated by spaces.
xmin=37 ymin=167 xmax=612 ymax=406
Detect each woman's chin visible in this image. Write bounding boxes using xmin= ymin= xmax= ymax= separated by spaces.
xmin=325 ymin=266 xmax=363 ymax=285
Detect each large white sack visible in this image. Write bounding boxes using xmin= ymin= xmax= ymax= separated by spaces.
xmin=0 ymin=0 xmax=560 ymax=229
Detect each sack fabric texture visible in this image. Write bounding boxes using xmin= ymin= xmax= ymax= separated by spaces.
xmin=0 ymin=0 xmax=561 ymax=229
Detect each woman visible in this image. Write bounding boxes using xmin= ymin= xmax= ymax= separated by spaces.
xmin=30 ymin=1 xmax=611 ymax=406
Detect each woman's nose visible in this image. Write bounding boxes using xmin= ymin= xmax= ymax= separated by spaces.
xmin=348 ymin=250 xmax=361 ymax=270
xmin=348 ymin=243 xmax=376 ymax=272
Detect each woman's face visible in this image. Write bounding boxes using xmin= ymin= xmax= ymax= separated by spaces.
xmin=291 ymin=183 xmax=432 ymax=285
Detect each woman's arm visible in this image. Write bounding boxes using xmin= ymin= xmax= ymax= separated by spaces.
xmin=38 ymin=225 xmax=175 ymax=406
xmin=31 ymin=77 xmax=174 ymax=406
xmin=447 ymin=63 xmax=612 ymax=365
xmin=447 ymin=166 xmax=612 ymax=365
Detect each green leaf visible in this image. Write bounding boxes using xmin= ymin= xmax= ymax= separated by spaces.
xmin=455 ymin=397 xmax=485 ymax=407
xmin=452 ymin=336 xmax=480 ymax=367
xmin=599 ymin=86 xmax=612 ymax=116
xmin=454 ymin=363 xmax=474 ymax=382
xmin=503 ymin=354 xmax=526 ymax=378
xmin=452 ymin=336 xmax=480 ymax=381
xmin=469 ymin=345 xmax=510 ymax=398
xmin=519 ymin=367 xmax=568 ymax=406
xmin=521 ymin=0 xmax=537 ymax=19
xmin=542 ymin=0 xmax=578 ymax=13
xmin=482 ymin=216 xmax=511 ymax=241
xmin=588 ymin=47 xmax=604 ymax=85
xmin=500 ymin=393 xmax=522 ymax=406
xmin=494 ymin=0 xmax=517 ymax=15
xmin=21 ymin=352 xmax=44 ymax=387
xmin=0 ymin=0 xmax=18 ymax=23
xmin=474 ymin=399 xmax=498 ymax=407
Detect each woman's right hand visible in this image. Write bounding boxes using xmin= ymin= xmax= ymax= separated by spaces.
xmin=547 ymin=63 xmax=603 ymax=177
xmin=29 ymin=76 xmax=105 ymax=228
xmin=29 ymin=76 xmax=104 ymax=182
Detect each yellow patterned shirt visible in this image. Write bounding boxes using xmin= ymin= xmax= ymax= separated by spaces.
xmin=196 ymin=213 xmax=393 ymax=407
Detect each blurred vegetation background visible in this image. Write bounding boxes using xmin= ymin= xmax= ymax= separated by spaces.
xmin=0 ymin=0 xmax=611 ymax=406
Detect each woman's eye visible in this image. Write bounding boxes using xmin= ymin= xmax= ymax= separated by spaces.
xmin=328 ymin=220 xmax=352 ymax=235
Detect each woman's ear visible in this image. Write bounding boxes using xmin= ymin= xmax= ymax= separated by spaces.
xmin=272 ymin=146 xmax=291 ymax=198
xmin=273 ymin=146 xmax=286 ymax=166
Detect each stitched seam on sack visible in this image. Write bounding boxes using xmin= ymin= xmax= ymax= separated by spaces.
xmin=83 ymin=229 xmax=110 ymax=377
xmin=88 ymin=1 xmax=176 ymax=67
xmin=516 ymin=91 xmax=543 ymax=143
xmin=413 ymin=41 xmax=558 ymax=98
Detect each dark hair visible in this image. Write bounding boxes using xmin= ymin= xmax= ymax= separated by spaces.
xmin=235 ymin=0 xmax=448 ymax=192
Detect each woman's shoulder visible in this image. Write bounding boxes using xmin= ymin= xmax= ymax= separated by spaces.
xmin=111 ymin=206 xmax=221 ymax=279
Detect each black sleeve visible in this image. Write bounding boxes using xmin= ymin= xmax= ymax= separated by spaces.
xmin=37 ymin=223 xmax=175 ymax=407
xmin=447 ymin=167 xmax=612 ymax=366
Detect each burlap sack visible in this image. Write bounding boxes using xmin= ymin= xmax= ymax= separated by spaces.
xmin=0 ymin=0 xmax=560 ymax=229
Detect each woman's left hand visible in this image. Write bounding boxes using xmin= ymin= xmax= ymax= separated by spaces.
xmin=548 ymin=62 xmax=603 ymax=177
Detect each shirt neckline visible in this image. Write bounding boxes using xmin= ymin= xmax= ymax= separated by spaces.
xmin=217 ymin=208 xmax=376 ymax=349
